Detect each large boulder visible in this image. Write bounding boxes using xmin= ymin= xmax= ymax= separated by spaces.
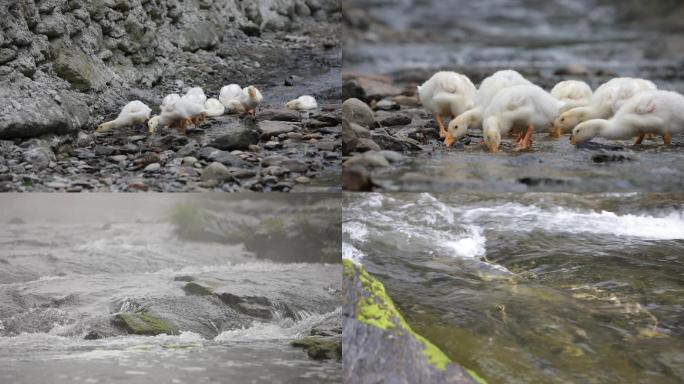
xmin=0 ymin=78 xmax=89 ymax=139
xmin=343 ymin=260 xmax=486 ymax=384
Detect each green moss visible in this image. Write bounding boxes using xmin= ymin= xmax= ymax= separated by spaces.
xmin=345 ymin=260 xmax=487 ymax=382
xmin=182 ymin=282 xmax=213 ymax=296
xmin=113 ymin=311 xmax=178 ymax=336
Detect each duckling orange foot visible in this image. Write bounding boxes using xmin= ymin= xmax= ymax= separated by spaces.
xmin=435 ymin=114 xmax=447 ymax=139
xmin=634 ymin=133 xmax=645 ymax=145
xmin=663 ymin=132 xmax=672 ymax=145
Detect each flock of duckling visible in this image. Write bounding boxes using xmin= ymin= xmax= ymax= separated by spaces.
xmin=96 ymin=85 xmax=319 ymax=135
xmin=417 ymin=70 xmax=684 ymax=153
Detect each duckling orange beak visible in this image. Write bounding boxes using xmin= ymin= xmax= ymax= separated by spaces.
xmin=550 ymin=124 xmax=561 ymax=139
xmin=570 ymin=134 xmax=577 ymax=145
xmin=444 ymin=132 xmax=456 ymax=147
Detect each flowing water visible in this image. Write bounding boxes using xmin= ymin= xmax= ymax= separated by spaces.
xmin=0 ymin=196 xmax=341 ymax=384
xmin=343 ymin=192 xmax=684 ymax=383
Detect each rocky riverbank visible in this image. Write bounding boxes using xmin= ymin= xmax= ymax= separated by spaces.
xmin=0 ymin=0 xmax=341 ymax=192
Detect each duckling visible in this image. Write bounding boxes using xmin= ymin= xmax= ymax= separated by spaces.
xmin=149 ymin=95 xmax=207 ymax=135
xmin=551 ymin=80 xmax=593 ymax=112
xmin=219 ymin=84 xmax=242 ymax=108
xmin=554 ymin=78 xmax=656 ymax=134
xmin=96 ymin=100 xmax=152 ymax=133
xmin=445 ymin=70 xmax=531 ymax=146
xmin=482 ymin=84 xmax=563 ymax=153
xmin=571 ymin=90 xmax=684 ymax=146
xmin=286 ymin=95 xmax=318 ymax=110
xmin=161 ymin=93 xmax=180 ymax=109
xmin=204 ymin=98 xmax=225 ymax=117
xmin=549 ymin=80 xmax=593 ymax=137
xmin=239 ymin=85 xmax=263 ymax=117
xmin=418 ymin=71 xmax=476 ymax=139
xmin=185 ymin=87 xmax=207 ymax=105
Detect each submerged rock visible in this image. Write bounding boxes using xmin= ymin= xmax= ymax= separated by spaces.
xmin=182 ymin=282 xmax=213 ymax=296
xmin=112 ymin=311 xmax=178 ymax=336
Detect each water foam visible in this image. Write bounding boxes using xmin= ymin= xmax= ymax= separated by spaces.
xmin=462 ymin=203 xmax=684 ymax=240
xmin=214 ymin=309 xmax=339 ymax=343
xmin=342 ymin=242 xmax=365 ymax=265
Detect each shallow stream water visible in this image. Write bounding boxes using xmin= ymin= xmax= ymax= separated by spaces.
xmin=344 ymin=192 xmax=684 ymax=383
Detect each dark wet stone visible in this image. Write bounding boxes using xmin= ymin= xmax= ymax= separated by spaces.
xmin=518 ymin=177 xmax=569 ymax=187
xmin=71 ymin=148 xmax=95 ymax=159
xmin=371 ymin=132 xmax=421 ymax=151
xmin=210 ymin=128 xmax=260 ymax=151
xmin=591 ymin=152 xmax=635 ymax=163
xmin=182 ymin=282 xmax=213 ymax=296
xmin=258 ymin=109 xmax=301 ymax=122
xmin=120 ymin=143 xmax=140 ymax=154
xmin=173 ymin=276 xmax=195 ymax=282
xmin=374 ymin=111 xmax=412 ymax=127
xmin=94 ymin=145 xmax=116 ymax=156
xmin=259 ymin=121 xmax=298 ymax=140
xmin=198 ymin=147 xmax=248 ymax=167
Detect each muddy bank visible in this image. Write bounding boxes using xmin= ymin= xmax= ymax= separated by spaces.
xmin=341 ymin=0 xmax=684 ymax=192
xmin=0 ymin=0 xmax=341 ymax=192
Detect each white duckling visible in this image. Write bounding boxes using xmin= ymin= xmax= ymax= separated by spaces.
xmin=482 ymin=84 xmax=563 ymax=153
xmin=161 ymin=93 xmax=180 ymax=110
xmin=417 ymin=71 xmax=476 ymax=139
xmin=445 ymin=70 xmax=531 ymax=146
xmin=96 ymin=100 xmax=152 ymax=133
xmin=204 ymin=98 xmax=225 ymax=117
xmin=185 ymin=87 xmax=207 ymax=105
xmin=148 ymin=95 xmax=207 ymax=135
xmin=286 ymin=95 xmax=318 ymax=110
xmin=239 ymin=85 xmax=263 ymax=117
xmin=554 ymin=77 xmax=656 ymax=134
xmin=551 ymin=80 xmax=593 ymax=112
xmin=219 ymin=84 xmax=242 ymax=107
xmin=571 ymin=90 xmax=684 ymax=146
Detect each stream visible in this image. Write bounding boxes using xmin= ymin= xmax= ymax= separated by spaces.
xmin=0 ymin=195 xmax=341 ymax=384
xmin=344 ymin=192 xmax=684 ymax=383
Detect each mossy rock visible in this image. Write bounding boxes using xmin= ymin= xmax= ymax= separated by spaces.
xmin=343 ymin=259 xmax=487 ymax=384
xmin=112 ymin=311 xmax=178 ymax=336
xmin=182 ymin=282 xmax=213 ymax=296
xmin=291 ymin=336 xmax=341 ymax=360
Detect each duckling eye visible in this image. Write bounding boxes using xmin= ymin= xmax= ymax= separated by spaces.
xmin=561 ymin=117 xmax=566 ymax=122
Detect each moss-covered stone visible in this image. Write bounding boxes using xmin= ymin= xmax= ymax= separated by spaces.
xmin=112 ymin=311 xmax=178 ymax=336
xmin=182 ymin=282 xmax=213 ymax=296
xmin=344 ymin=259 xmax=487 ymax=383
xmin=291 ymin=336 xmax=341 ymax=360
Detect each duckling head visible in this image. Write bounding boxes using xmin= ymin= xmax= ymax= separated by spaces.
xmin=554 ymin=107 xmax=588 ymax=133
xmin=286 ymin=99 xmax=299 ymax=110
xmin=570 ymin=119 xmax=603 ymax=145
xmin=147 ymin=115 xmax=160 ymax=134
xmin=247 ymin=86 xmax=259 ymax=102
xmin=483 ymin=117 xmax=502 ymax=153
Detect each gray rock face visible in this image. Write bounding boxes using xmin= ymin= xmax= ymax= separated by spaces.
xmin=0 ymin=77 xmax=89 ymax=139
xmin=0 ymin=0 xmax=340 ymax=139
